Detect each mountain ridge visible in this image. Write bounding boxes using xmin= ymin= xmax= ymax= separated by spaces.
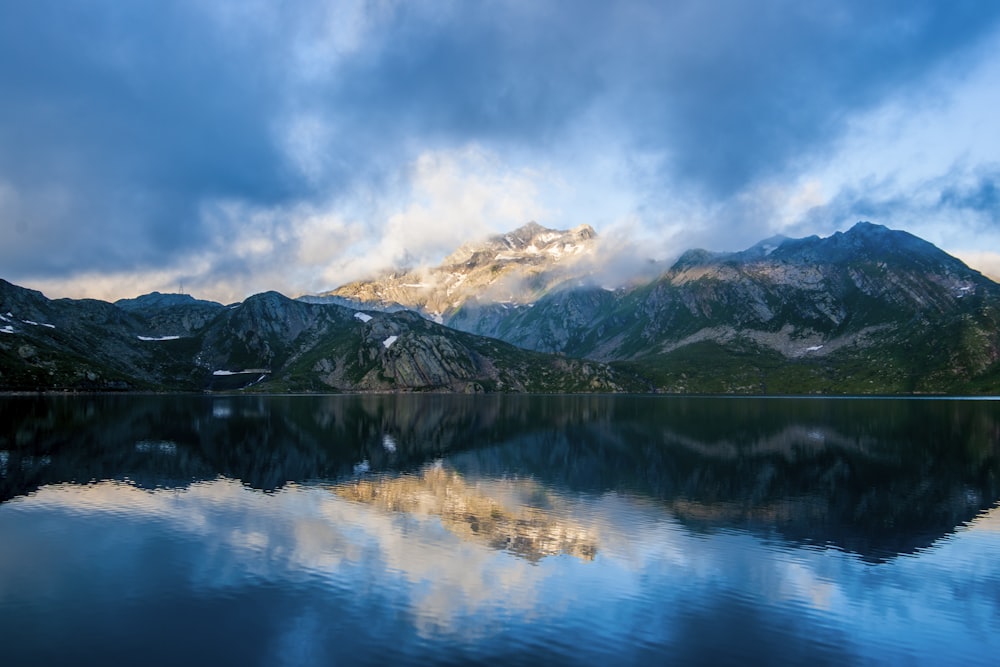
xmin=3 ymin=221 xmax=999 ymax=394
xmin=0 ymin=279 xmax=640 ymax=393
xmin=310 ymin=221 xmax=1000 ymax=393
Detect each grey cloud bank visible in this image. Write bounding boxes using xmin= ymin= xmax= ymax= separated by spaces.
xmin=2 ymin=0 xmax=1000 ymax=302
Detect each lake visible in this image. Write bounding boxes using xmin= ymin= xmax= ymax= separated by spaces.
xmin=1 ymin=394 xmax=998 ymax=665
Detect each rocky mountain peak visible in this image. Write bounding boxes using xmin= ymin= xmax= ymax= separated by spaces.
xmin=319 ymin=221 xmax=601 ymax=320
xmin=443 ymin=221 xmax=597 ymax=267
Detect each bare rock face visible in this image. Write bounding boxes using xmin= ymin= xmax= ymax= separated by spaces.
xmin=316 ymin=222 xmax=599 ymax=322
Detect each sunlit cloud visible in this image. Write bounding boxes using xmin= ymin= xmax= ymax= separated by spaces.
xmin=2 ymin=1 xmax=1000 ymax=299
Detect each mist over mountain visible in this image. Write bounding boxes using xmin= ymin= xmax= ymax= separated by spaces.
xmin=305 ymin=222 xmax=607 ymax=317
xmin=2 ymin=221 xmax=999 ymax=394
xmin=307 ymin=221 xmax=1000 ymax=394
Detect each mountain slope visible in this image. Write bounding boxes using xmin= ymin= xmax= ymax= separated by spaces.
xmin=5 ymin=222 xmax=999 ymax=394
xmin=323 ymin=222 xmax=1000 ymax=394
xmin=0 ymin=281 xmax=639 ymax=393
xmin=579 ymin=224 xmax=1000 ymax=392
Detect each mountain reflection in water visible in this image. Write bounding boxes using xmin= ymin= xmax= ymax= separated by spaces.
xmin=334 ymin=466 xmax=598 ymax=562
xmin=2 ymin=395 xmax=1000 ymax=666
xmin=2 ymin=394 xmax=999 ymax=562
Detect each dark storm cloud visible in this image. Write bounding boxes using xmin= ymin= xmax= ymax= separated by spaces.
xmin=2 ymin=0 xmax=1000 ymax=289
xmin=318 ymin=2 xmax=607 ymax=144
xmin=786 ymin=165 xmax=1000 ymax=247
xmin=314 ymin=0 xmax=1000 ymax=195
xmin=601 ymin=0 xmax=1000 ymax=196
xmin=0 ymin=1 xmax=296 ymax=274
xmin=938 ymin=170 xmax=1000 ymax=223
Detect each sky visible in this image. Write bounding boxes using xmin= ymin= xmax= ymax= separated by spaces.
xmin=2 ymin=0 xmax=1000 ymax=304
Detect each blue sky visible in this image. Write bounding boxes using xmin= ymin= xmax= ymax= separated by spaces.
xmin=2 ymin=0 xmax=1000 ymax=303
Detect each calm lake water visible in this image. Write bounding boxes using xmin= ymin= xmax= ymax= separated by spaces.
xmin=1 ymin=394 xmax=999 ymax=666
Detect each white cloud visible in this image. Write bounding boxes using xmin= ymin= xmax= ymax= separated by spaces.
xmin=389 ymin=147 xmax=550 ymax=249
xmin=316 ymin=145 xmax=557 ymax=286
xmin=27 ymin=146 xmax=557 ymax=303
xmin=630 ymin=24 xmax=1000 ymax=266
xmin=788 ymin=27 xmax=1000 ymax=233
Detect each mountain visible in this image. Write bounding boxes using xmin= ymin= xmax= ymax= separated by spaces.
xmin=5 ymin=221 xmax=999 ymax=394
xmin=307 ymin=221 xmax=600 ymax=322
xmin=322 ymin=221 xmax=1000 ymax=394
xmin=115 ymin=292 xmax=227 ymax=336
xmin=0 ymin=280 xmax=640 ymax=393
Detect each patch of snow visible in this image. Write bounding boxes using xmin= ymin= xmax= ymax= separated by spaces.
xmin=805 ymin=345 xmax=824 ymax=352
xmin=383 ymin=335 xmax=398 ymax=348
xmin=0 ymin=325 xmax=13 ymax=334
xmin=212 ymin=369 xmax=270 ymax=376
xmin=21 ymin=318 xmax=57 ymax=328
xmin=229 ymin=304 xmax=241 ymax=309
xmin=0 ymin=313 xmax=8 ymax=322
xmin=4 ymin=312 xmax=12 ymax=318
xmin=354 ymin=312 xmax=373 ymax=323
xmin=137 ymin=335 xmax=181 ymax=341
xmin=402 ymin=283 xmax=430 ymax=288
xmin=431 ymin=312 xmax=443 ymax=324
xmin=353 ymin=460 xmax=370 ymax=475
xmin=382 ymin=434 xmax=397 ymax=453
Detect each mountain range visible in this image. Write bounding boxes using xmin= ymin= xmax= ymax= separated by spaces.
xmin=2 ymin=221 xmax=998 ymax=393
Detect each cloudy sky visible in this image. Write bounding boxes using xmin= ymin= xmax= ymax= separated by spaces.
xmin=2 ymin=0 xmax=1000 ymax=303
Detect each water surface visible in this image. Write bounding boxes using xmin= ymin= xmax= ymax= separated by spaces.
xmin=2 ymin=395 xmax=999 ymax=665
